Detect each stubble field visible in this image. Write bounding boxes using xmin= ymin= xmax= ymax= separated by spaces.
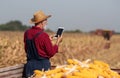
xmin=0 ymin=31 xmax=120 ymax=69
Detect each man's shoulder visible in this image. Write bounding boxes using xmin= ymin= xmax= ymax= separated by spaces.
xmin=40 ymin=32 xmax=49 ymax=37
xmin=24 ymin=28 xmax=31 ymax=33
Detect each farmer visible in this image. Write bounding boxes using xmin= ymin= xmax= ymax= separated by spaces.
xmin=22 ymin=10 xmax=63 ymax=78
xmin=103 ymin=31 xmax=110 ymax=40
xmin=103 ymin=30 xmax=112 ymax=49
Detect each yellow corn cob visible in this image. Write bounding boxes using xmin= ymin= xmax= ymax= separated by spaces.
xmin=52 ymin=72 xmax=64 ymax=78
xmin=34 ymin=70 xmax=44 ymax=76
xmin=67 ymin=59 xmax=74 ymax=65
xmin=65 ymin=75 xmax=79 ymax=78
xmin=45 ymin=68 xmax=62 ymax=76
xmin=93 ymin=60 xmax=109 ymax=69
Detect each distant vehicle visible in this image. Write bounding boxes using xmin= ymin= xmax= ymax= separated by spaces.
xmin=92 ymin=29 xmax=114 ymax=40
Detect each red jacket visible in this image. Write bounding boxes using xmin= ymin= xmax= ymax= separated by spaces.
xmin=24 ymin=26 xmax=58 ymax=58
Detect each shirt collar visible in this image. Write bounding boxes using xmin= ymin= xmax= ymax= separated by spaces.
xmin=32 ymin=26 xmax=44 ymax=31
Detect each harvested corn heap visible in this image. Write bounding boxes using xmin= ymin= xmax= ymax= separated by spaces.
xmin=31 ymin=59 xmax=120 ymax=78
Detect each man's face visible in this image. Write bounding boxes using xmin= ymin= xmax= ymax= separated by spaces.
xmin=42 ymin=19 xmax=48 ymax=29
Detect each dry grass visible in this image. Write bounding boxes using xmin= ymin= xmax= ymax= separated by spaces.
xmin=0 ymin=31 xmax=120 ymax=69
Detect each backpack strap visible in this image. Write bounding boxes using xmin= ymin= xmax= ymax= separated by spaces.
xmin=32 ymin=32 xmax=43 ymax=40
xmin=25 ymin=30 xmax=43 ymax=40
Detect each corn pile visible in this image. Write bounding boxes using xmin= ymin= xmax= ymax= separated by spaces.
xmin=31 ymin=59 xmax=120 ymax=78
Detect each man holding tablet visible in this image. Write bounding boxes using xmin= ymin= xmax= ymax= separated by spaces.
xmin=22 ymin=10 xmax=63 ymax=78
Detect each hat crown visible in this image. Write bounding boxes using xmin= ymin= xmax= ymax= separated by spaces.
xmin=33 ymin=11 xmax=47 ymax=22
xmin=30 ymin=10 xmax=51 ymax=24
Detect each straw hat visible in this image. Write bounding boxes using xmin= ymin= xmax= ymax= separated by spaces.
xmin=30 ymin=10 xmax=51 ymax=24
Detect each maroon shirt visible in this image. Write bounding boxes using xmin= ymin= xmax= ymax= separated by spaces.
xmin=24 ymin=26 xmax=58 ymax=58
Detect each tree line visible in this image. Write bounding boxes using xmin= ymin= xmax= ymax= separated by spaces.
xmin=1 ymin=20 xmax=119 ymax=34
xmin=0 ymin=20 xmax=30 ymax=31
xmin=0 ymin=20 xmax=83 ymax=33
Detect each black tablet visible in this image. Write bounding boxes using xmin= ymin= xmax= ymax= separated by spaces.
xmin=55 ymin=27 xmax=64 ymax=37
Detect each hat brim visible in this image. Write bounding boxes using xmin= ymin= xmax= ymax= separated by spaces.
xmin=29 ymin=15 xmax=51 ymax=24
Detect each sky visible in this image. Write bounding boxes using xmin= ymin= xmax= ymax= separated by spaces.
xmin=0 ymin=0 xmax=120 ymax=32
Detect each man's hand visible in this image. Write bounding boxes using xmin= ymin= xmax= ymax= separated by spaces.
xmin=56 ymin=35 xmax=63 ymax=45
xmin=49 ymin=35 xmax=54 ymax=41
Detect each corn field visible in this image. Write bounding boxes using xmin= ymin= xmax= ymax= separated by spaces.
xmin=0 ymin=31 xmax=120 ymax=69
